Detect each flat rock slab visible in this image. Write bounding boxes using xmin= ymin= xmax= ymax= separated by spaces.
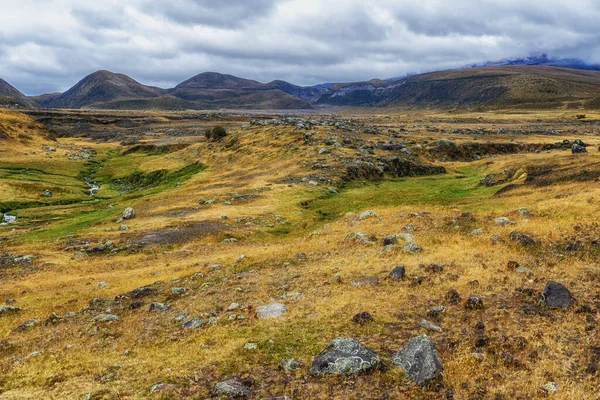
xmin=310 ymin=337 xmax=381 ymax=376
xmin=392 ymin=335 xmax=443 ymax=384
xmin=256 ymin=303 xmax=287 ymax=319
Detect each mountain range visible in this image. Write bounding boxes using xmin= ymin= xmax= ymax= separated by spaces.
xmin=2 ymin=56 xmax=600 ymax=110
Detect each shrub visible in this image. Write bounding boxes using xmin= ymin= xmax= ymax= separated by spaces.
xmin=205 ymin=126 xmax=228 ymax=142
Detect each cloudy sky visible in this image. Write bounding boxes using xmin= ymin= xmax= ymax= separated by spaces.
xmin=1 ymin=0 xmax=599 ymax=95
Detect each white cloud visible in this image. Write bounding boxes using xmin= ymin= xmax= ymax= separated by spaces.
xmin=1 ymin=0 xmax=599 ymax=94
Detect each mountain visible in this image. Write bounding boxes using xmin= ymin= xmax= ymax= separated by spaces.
xmin=0 ymin=78 xmax=34 ymax=108
xmin=168 ymin=72 xmax=312 ymax=109
xmin=474 ymin=54 xmax=600 ymax=72
xmin=46 ymin=70 xmax=164 ymax=108
xmin=317 ymin=66 xmax=600 ymax=109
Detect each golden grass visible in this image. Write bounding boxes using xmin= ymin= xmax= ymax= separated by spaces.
xmin=0 ymin=109 xmax=599 ymax=398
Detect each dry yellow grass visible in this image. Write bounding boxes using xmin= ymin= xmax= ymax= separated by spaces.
xmin=0 ymin=109 xmax=599 ymax=399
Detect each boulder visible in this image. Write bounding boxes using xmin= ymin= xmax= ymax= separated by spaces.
xmin=182 ymin=317 xmax=205 ymax=329
xmin=542 ymin=281 xmax=573 ymax=308
xmin=391 ymin=335 xmax=443 ymax=384
xmin=465 ymin=296 xmax=484 ymax=310
xmin=494 ymin=217 xmax=514 ymax=226
xmin=122 ymin=207 xmax=136 ymax=220
xmin=310 ymin=337 xmax=381 ymax=376
xmin=0 ymin=305 xmax=21 ymax=315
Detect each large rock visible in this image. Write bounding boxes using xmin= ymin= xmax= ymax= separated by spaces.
xmin=542 ymin=281 xmax=573 ymax=308
xmin=256 ymin=303 xmax=287 ymax=319
xmin=572 ymin=143 xmax=587 ymax=154
xmin=388 ymin=265 xmax=406 ymax=280
xmin=310 ymin=337 xmax=381 ymax=376
xmin=116 ymin=285 xmax=158 ymax=300
xmin=392 ymin=335 xmax=443 ymax=384
xmin=122 ymin=207 xmax=136 ymax=220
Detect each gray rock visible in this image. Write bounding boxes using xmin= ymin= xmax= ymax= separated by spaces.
xmin=170 ymin=287 xmax=187 ymax=296
xmin=427 ymin=305 xmax=446 ymax=318
xmin=149 ymin=383 xmax=177 ymax=393
xmin=96 ymin=281 xmax=109 ymax=288
xmin=149 ymin=302 xmax=169 ymax=312
xmin=121 ymin=207 xmax=136 ymax=220
xmin=215 ymin=379 xmax=251 ymax=398
xmin=12 ymin=319 xmax=39 ymax=333
xmin=509 ymin=231 xmax=536 ymax=246
xmin=344 ymin=232 xmax=374 ymax=246
xmin=572 ymin=143 xmax=587 ymax=153
xmin=93 ymin=314 xmax=119 ymax=323
xmin=542 ymin=281 xmax=573 ymax=309
xmin=0 ymin=305 xmax=21 ymax=315
xmin=118 ymin=225 xmax=129 ymax=231
xmin=465 ymin=296 xmax=484 ymax=310
xmin=42 ymin=189 xmax=52 ymax=198
xmin=419 ymin=319 xmax=442 ymax=333
xmin=494 ymin=217 xmax=514 ymax=226
xmin=388 ymin=265 xmax=406 ymax=280
xmin=403 ymin=243 xmax=422 ymax=253
xmin=310 ymin=337 xmax=381 ymax=376
xmin=280 ymin=358 xmax=301 ymax=372
xmin=256 ymin=303 xmax=287 ymax=319
xmin=543 ymin=382 xmax=560 ymax=393
xmin=182 ymin=317 xmax=205 ymax=329
xmin=392 ymin=335 xmax=443 ymax=384
xmin=516 ymin=207 xmax=533 ymax=217
xmin=358 ymin=210 xmax=379 ymax=220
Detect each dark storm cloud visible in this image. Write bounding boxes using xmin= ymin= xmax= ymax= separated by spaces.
xmin=1 ymin=0 xmax=600 ymax=95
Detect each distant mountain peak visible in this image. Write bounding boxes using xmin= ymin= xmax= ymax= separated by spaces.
xmin=472 ymin=53 xmax=600 ymax=71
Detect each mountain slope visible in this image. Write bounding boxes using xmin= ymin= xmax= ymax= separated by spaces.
xmin=169 ymin=72 xmax=312 ymax=109
xmin=47 ymin=70 xmax=164 ymax=108
xmin=318 ymin=66 xmax=600 ymax=109
xmin=0 ymin=79 xmax=34 ymax=108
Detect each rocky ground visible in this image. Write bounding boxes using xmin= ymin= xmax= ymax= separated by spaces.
xmin=0 ymin=108 xmax=600 ymax=399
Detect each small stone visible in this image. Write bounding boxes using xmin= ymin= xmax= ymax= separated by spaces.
xmin=243 ymin=342 xmax=258 ymax=350
xmin=170 ymin=287 xmax=187 ymax=296
xmin=542 ymin=382 xmax=559 ymax=393
xmin=509 ymin=231 xmax=536 ymax=246
xmin=280 ymin=358 xmax=301 ymax=372
xmin=465 ymin=296 xmax=484 ymax=310
xmin=256 ymin=303 xmax=287 ymax=319
xmin=445 ymin=289 xmax=461 ymax=305
xmin=494 ymin=217 xmax=514 ymax=226
xmin=516 ymin=266 xmax=533 ymax=274
xmin=0 ymin=305 xmax=21 ymax=315
xmin=352 ymin=311 xmax=373 ymax=324
xmin=149 ymin=383 xmax=177 ymax=393
xmin=121 ymin=207 xmax=136 ymax=220
xmin=96 ymin=281 xmax=109 ymax=288
xmin=403 ymin=243 xmax=422 ymax=253
xmin=118 ymin=225 xmax=129 ymax=231
xmin=182 ymin=317 xmax=206 ymax=329
xmin=358 ymin=210 xmax=379 ymax=220
xmin=215 ymin=379 xmax=251 ymax=398
xmin=472 ymin=352 xmax=485 ymax=362
xmin=388 ymin=265 xmax=406 ymax=280
xmin=12 ymin=319 xmax=39 ymax=333
xmin=428 ymin=305 xmax=446 ymax=318
xmin=420 ymin=319 xmax=442 ymax=332
xmin=149 ymin=302 xmax=169 ymax=312
xmin=93 ymin=314 xmax=119 ymax=323
xmin=227 ymin=302 xmax=240 ymax=311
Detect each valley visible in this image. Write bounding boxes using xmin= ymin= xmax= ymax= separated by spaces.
xmin=0 ymin=107 xmax=599 ymax=398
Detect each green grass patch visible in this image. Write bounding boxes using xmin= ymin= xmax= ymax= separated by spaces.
xmin=308 ymin=166 xmax=500 ymax=220
xmin=110 ymin=162 xmax=205 ymax=193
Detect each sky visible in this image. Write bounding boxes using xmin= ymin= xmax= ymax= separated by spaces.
xmin=1 ymin=0 xmax=600 ymax=95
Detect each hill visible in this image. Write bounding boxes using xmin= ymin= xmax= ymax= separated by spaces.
xmin=317 ymin=66 xmax=600 ymax=109
xmin=0 ymin=79 xmax=35 ymax=108
xmin=169 ymin=72 xmax=312 ymax=109
xmin=46 ymin=70 xmax=164 ymax=108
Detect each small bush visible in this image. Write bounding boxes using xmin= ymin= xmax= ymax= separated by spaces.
xmin=205 ymin=126 xmax=228 ymax=142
